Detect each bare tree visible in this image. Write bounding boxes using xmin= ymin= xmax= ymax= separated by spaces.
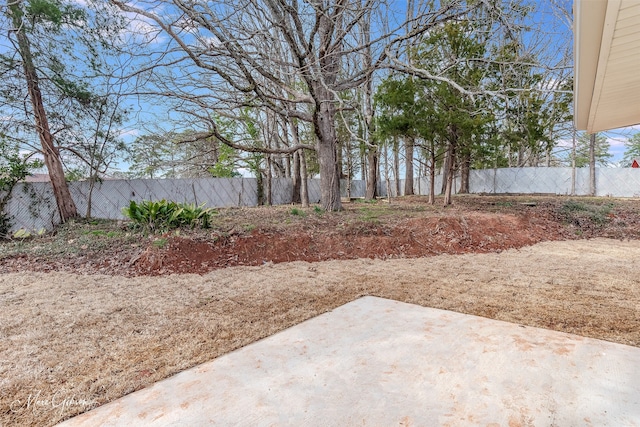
xmin=106 ymin=0 xmax=574 ymax=212
xmin=5 ymin=0 xmax=77 ymax=221
xmin=110 ymin=0 xmax=483 ymax=210
xmin=3 ymin=0 xmax=130 ymax=223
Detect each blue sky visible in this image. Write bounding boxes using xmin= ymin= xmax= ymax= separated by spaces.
xmin=64 ymin=0 xmax=639 ymax=170
xmin=5 ymin=0 xmax=640 ymax=173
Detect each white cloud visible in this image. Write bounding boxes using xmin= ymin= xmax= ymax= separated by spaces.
xmin=119 ymin=129 xmax=140 ymax=137
xmin=113 ymin=10 xmax=168 ymax=47
xmin=198 ymin=36 xmax=222 ymax=50
xmin=536 ymin=77 xmax=560 ymax=92
xmin=606 ymin=137 xmax=627 ymax=148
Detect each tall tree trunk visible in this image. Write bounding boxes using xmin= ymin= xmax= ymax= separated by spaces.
xmin=86 ymin=176 xmax=96 ymax=218
xmin=365 ymin=145 xmax=378 ymax=200
xmin=444 ymin=125 xmax=458 ymax=206
xmin=265 ymin=154 xmax=272 ymax=206
xmin=459 ymin=150 xmax=471 ymax=194
xmin=404 ymin=136 xmax=414 ymax=196
xmin=404 ymin=0 xmax=416 ymax=199
xmin=383 ymin=140 xmax=392 ymax=202
xmin=345 ymin=134 xmax=354 ymax=199
xmin=291 ymin=149 xmax=301 ymax=204
xmin=441 ymin=145 xmax=451 ymax=195
xmin=312 ymin=11 xmax=342 ymax=212
xmin=360 ymin=6 xmax=377 ymax=202
xmin=444 ymin=146 xmax=456 ymax=205
xmin=429 ymin=147 xmax=436 ymax=205
xmin=299 ymin=149 xmax=309 ymax=207
xmin=9 ymin=2 xmax=77 ymax=222
xmin=393 ymin=137 xmax=400 ymax=196
xmin=345 ymin=168 xmax=351 ymax=199
xmin=336 ymin=138 xmax=344 ymax=179
xmin=517 ymin=145 xmax=525 ymax=167
xmin=288 ymin=117 xmax=308 ymax=206
xmin=256 ymin=163 xmax=264 ymax=205
xmin=416 ymin=143 xmax=423 ymax=196
xmin=314 ymin=100 xmax=341 ymax=211
xmin=545 ymin=130 xmax=553 ymax=167
xmin=284 ymin=153 xmax=291 ymax=178
xmin=589 ymin=132 xmax=596 ymax=196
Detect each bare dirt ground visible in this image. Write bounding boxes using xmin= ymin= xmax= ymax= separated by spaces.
xmin=1 ymin=195 xmax=640 ymax=426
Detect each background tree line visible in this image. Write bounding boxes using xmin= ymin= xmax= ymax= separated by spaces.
xmin=2 ymin=0 xmax=631 ymax=219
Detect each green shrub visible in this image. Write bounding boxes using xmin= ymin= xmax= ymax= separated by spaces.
xmin=561 ymin=200 xmax=589 ymax=213
xmin=122 ymin=200 xmax=216 ymax=230
xmin=153 ymin=237 xmax=168 ymax=248
xmin=290 ymin=207 xmax=306 ymax=217
xmin=560 ymin=200 xmax=614 ymax=226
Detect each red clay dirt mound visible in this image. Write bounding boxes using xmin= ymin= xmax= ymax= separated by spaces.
xmin=6 ymin=195 xmax=633 ymax=277
xmin=134 ymin=212 xmax=557 ymax=275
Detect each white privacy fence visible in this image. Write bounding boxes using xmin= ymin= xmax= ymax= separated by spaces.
xmin=5 ymin=167 xmax=640 ymax=232
xmin=391 ymin=167 xmax=640 ymax=198
xmin=5 ymin=178 xmax=299 ymax=233
xmin=468 ymin=167 xmax=640 ymax=197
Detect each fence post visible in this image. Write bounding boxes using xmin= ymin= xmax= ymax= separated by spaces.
xmin=589 ymin=133 xmax=596 ymax=196
xmin=571 ymin=127 xmax=577 ymax=195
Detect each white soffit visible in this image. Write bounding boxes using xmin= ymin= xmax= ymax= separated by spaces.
xmin=574 ymin=0 xmax=640 ymax=132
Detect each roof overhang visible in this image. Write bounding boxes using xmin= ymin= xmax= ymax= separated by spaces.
xmin=574 ymin=0 xmax=640 ymax=132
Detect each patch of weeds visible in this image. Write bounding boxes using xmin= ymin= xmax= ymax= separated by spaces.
xmin=153 ymin=238 xmax=168 ymax=249
xmin=242 ymin=223 xmax=256 ymax=232
xmin=0 ymin=215 xmax=12 ymax=239
xmin=353 ymin=198 xmax=378 ymax=204
xmin=97 ymin=230 xmax=121 ymax=238
xmin=359 ymin=207 xmax=381 ymax=223
xmin=560 ymin=200 xmax=615 ymax=227
xmin=290 ymin=207 xmax=306 ymax=217
xmin=77 ymin=224 xmax=124 ymax=239
xmin=0 ymin=218 xmax=139 ymax=260
xmin=562 ymin=200 xmax=589 ymax=212
xmin=12 ymin=228 xmax=46 ymax=239
xmin=313 ymin=206 xmax=323 ymax=215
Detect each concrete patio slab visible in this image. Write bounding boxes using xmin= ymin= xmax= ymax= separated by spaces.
xmin=59 ymin=296 xmax=640 ymax=426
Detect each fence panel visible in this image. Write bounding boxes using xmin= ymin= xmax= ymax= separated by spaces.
xmin=596 ymin=169 xmax=640 ymax=197
xmin=341 ymin=179 xmax=366 ymax=198
xmin=5 ymin=183 xmax=59 ymax=232
xmin=6 ymin=168 xmax=640 ymax=233
xmin=469 ymin=168 xmax=574 ymax=194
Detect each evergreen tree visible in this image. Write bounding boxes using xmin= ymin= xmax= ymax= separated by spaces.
xmin=622 ymin=133 xmax=640 ymax=167
xmin=1 ymin=0 xmax=125 ymax=220
xmin=574 ymin=133 xmax=612 ymax=167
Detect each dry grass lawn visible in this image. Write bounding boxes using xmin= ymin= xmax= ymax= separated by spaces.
xmin=1 ymin=238 xmax=639 ymax=426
